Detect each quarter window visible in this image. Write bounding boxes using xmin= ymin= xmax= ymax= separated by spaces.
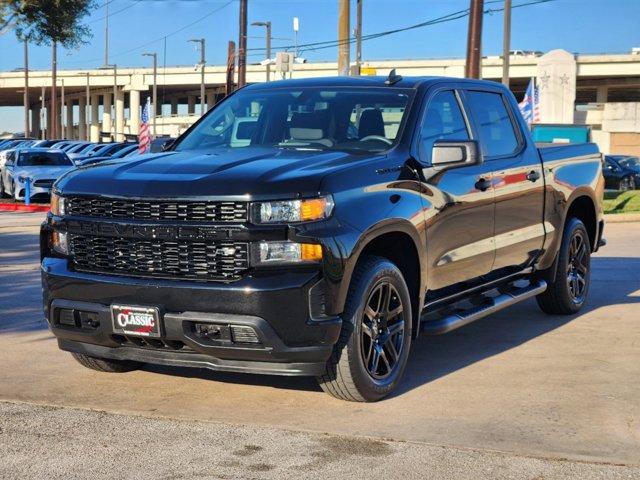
xmin=466 ymin=91 xmax=519 ymax=157
xmin=420 ymin=90 xmax=470 ymax=161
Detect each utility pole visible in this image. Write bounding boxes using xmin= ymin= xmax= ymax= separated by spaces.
xmin=23 ymin=40 xmax=29 ymax=138
xmin=104 ymin=1 xmax=109 ymax=66
xmin=355 ymin=0 xmax=363 ymax=75
xmin=465 ymin=0 xmax=484 ymax=79
xmin=143 ymin=52 xmax=158 ymax=135
xmin=501 ymin=0 xmax=512 ymax=87
xmin=238 ymin=0 xmax=248 ymax=88
xmin=188 ymin=39 xmax=206 ymax=115
xmin=226 ymin=41 xmax=236 ymax=96
xmin=293 ymin=17 xmax=299 ymax=60
xmin=50 ymin=41 xmax=58 ymax=139
xmin=251 ymin=21 xmax=271 ymax=81
xmin=338 ymin=0 xmax=350 ymax=76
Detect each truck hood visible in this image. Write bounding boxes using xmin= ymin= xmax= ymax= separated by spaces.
xmin=56 ymin=146 xmax=371 ymax=198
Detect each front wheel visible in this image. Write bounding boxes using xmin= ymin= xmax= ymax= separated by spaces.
xmin=317 ymin=256 xmax=412 ymax=402
xmin=536 ymin=218 xmax=591 ymax=315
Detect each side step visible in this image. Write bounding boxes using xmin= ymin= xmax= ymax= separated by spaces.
xmin=421 ymin=280 xmax=547 ymax=335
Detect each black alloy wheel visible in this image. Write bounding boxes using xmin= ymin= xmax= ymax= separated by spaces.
xmin=567 ymin=229 xmax=589 ymax=305
xmin=360 ymin=282 xmax=406 ymax=380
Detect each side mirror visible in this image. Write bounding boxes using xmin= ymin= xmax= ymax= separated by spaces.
xmin=431 ymin=140 xmax=481 ymax=170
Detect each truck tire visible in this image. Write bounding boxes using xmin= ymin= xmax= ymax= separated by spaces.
xmin=536 ymin=218 xmax=591 ymax=315
xmin=71 ymin=352 xmax=141 ymax=373
xmin=317 ymin=256 xmax=412 ymax=402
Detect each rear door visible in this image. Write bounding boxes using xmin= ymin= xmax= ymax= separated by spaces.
xmin=463 ymin=88 xmax=545 ymax=272
xmin=417 ymin=87 xmax=496 ymax=291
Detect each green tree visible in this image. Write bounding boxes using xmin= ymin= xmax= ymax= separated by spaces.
xmin=9 ymin=0 xmax=95 ymax=137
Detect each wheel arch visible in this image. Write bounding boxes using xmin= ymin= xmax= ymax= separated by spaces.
xmin=335 ymin=219 xmax=426 ymax=339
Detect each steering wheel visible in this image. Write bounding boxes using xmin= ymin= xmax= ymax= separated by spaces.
xmin=359 ymin=135 xmax=392 ymax=145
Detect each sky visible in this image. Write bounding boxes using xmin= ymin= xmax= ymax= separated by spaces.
xmin=1 ymin=0 xmax=639 ymax=131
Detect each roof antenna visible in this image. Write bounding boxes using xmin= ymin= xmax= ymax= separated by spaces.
xmin=385 ymin=68 xmax=402 ymax=85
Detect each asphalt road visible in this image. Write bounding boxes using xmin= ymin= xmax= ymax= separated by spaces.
xmin=1 ymin=211 xmax=639 ymax=479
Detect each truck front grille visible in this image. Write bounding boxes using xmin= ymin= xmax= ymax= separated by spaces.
xmin=69 ymin=234 xmax=249 ymax=281
xmin=66 ymin=197 xmax=248 ymax=223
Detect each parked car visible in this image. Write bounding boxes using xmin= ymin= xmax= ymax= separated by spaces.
xmin=0 ymin=139 xmax=36 ymax=151
xmin=1 ymin=148 xmax=75 ymax=201
xmin=84 ymin=142 xmax=132 ymax=158
xmin=75 ymin=144 xmax=140 ymax=166
xmin=41 ymin=75 xmax=605 ymax=401
xmin=603 ymin=155 xmax=640 ymax=190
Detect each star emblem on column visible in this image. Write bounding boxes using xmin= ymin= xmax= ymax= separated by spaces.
xmin=559 ymin=74 xmax=570 ymax=85
xmin=539 ymin=72 xmax=550 ymax=90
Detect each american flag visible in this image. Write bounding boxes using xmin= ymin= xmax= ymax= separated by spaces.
xmin=518 ymin=78 xmax=540 ymax=126
xmin=138 ymin=99 xmax=151 ymax=154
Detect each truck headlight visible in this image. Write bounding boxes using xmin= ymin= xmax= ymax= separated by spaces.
xmin=50 ymin=192 xmax=66 ymax=216
xmin=251 ymin=241 xmax=322 ymax=265
xmin=251 ymin=196 xmax=334 ymax=224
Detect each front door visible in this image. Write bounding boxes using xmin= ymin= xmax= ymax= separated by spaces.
xmin=463 ymin=89 xmax=545 ymax=271
xmin=417 ymin=89 xmax=496 ymax=291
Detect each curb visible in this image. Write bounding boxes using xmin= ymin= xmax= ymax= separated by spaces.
xmin=0 ymin=203 xmax=50 ymax=213
xmin=604 ymin=213 xmax=640 ymax=223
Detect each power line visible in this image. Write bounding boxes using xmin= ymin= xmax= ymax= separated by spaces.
xmin=61 ymin=0 xmax=234 ymax=66
xmin=88 ymin=0 xmax=143 ymax=24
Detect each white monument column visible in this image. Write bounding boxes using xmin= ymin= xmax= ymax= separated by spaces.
xmin=90 ymin=93 xmax=100 ymax=142
xmin=129 ymin=90 xmax=141 ymax=137
xmin=536 ymin=49 xmax=577 ymax=124
xmin=116 ymin=89 xmax=125 ymax=141
xmin=102 ymin=93 xmax=112 ymax=140
xmin=78 ymin=96 xmax=87 ymax=140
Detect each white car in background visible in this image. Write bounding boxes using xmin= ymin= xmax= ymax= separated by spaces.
xmin=0 ymin=148 xmax=75 ymax=201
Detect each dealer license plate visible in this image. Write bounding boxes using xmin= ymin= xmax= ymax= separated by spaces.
xmin=111 ymin=305 xmax=161 ymax=337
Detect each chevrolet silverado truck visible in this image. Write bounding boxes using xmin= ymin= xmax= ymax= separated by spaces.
xmin=41 ymin=74 xmax=605 ymax=402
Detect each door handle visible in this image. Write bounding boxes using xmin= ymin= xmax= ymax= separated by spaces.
xmin=526 ymin=170 xmax=541 ymax=182
xmin=474 ymin=178 xmax=491 ymax=192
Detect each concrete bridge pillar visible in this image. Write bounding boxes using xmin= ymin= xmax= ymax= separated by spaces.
xmin=65 ymin=101 xmax=73 ymax=139
xmin=102 ymin=93 xmax=112 ymax=141
xmin=170 ymin=97 xmax=178 ymax=116
xmin=116 ymin=89 xmax=125 ymax=142
xmin=90 ymin=94 xmax=100 ymax=142
xmin=187 ymin=96 xmax=196 ymax=115
xmin=78 ymin=96 xmax=87 ymax=140
xmin=31 ymin=106 xmax=40 ymax=139
xmin=129 ymin=90 xmax=141 ymax=137
xmin=597 ymin=86 xmax=608 ymax=103
xmin=206 ymin=91 xmax=215 ymax=112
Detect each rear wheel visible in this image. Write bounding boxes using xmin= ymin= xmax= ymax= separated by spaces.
xmin=536 ymin=218 xmax=591 ymax=315
xmin=317 ymin=256 xmax=412 ymax=402
xmin=71 ymin=352 xmax=141 ymax=373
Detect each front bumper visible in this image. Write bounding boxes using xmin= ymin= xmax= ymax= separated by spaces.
xmin=42 ymin=257 xmax=342 ymax=376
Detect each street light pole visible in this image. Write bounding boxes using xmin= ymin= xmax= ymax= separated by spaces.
xmin=188 ymin=39 xmax=206 ymax=115
xmin=143 ymin=53 xmax=158 ymax=136
xmin=23 ymin=39 xmax=29 ymax=138
xmin=101 ymin=65 xmax=118 ymax=141
xmin=355 ymin=0 xmax=363 ymax=76
xmin=251 ymin=21 xmax=272 ymax=82
xmin=60 ymin=79 xmax=65 ymax=139
xmin=501 ymin=0 xmax=512 ymax=87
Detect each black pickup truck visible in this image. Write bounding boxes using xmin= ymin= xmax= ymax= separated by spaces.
xmin=41 ymin=74 xmax=605 ymax=401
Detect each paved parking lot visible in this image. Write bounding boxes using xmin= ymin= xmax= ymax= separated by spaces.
xmin=1 ymin=211 xmax=639 ymax=478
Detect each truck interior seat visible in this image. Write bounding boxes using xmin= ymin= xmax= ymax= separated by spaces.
xmin=358 ymin=108 xmax=385 ymax=139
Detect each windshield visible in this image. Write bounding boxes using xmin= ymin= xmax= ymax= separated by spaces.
xmin=18 ymin=152 xmax=72 ymax=167
xmin=619 ymin=157 xmax=640 ymax=170
xmin=174 ymin=86 xmax=412 ymax=154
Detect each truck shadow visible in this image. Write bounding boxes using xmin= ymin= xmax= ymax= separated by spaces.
xmin=143 ymin=256 xmax=640 ymax=398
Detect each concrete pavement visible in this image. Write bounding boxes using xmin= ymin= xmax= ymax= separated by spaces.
xmin=1 ymin=211 xmax=639 ymax=477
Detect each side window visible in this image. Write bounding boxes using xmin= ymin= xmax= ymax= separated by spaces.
xmin=420 ymin=90 xmax=470 ymax=161
xmin=466 ymin=91 xmax=519 ymax=157
xmin=5 ymin=152 xmax=16 ymax=166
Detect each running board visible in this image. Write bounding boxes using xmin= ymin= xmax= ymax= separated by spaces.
xmin=420 ymin=280 xmax=547 ymax=335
